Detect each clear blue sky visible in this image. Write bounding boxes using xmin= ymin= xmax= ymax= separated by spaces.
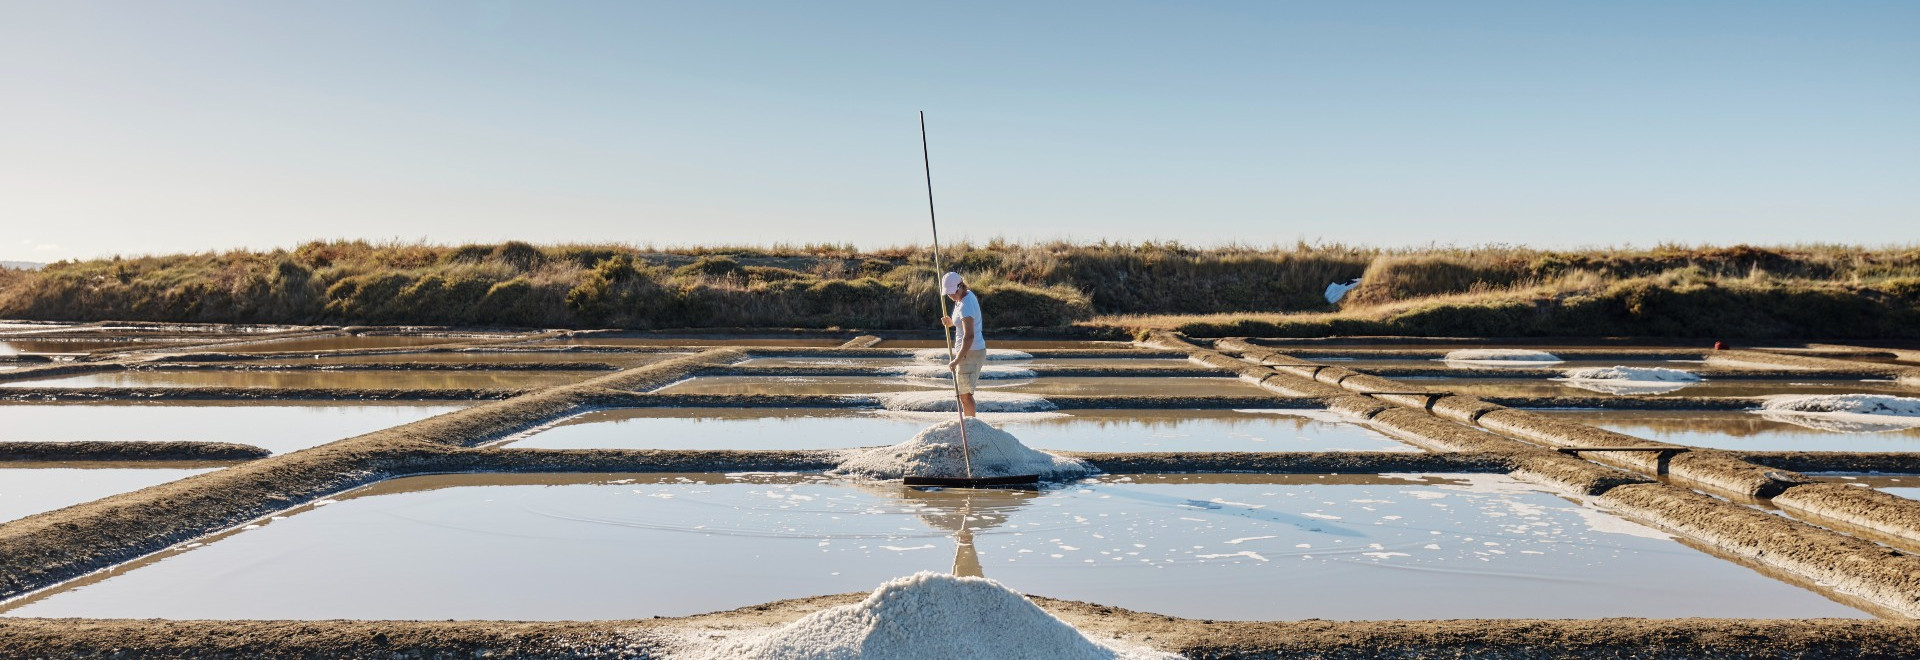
xmin=3 ymin=1 xmax=1915 ymax=262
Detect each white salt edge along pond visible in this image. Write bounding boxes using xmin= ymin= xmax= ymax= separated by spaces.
xmin=688 ymin=571 xmax=1178 ymax=660
xmin=914 ymin=348 xmax=1034 ymax=363
xmin=1756 ymin=394 xmax=1920 ymax=432
xmin=1440 ymin=348 xmax=1563 ymax=364
xmin=883 ymin=365 xmax=1038 ymax=380
xmin=831 ymin=418 xmax=1093 ymax=481
xmin=874 ymin=390 xmax=1058 ymax=413
xmin=1555 ymin=366 xmax=1702 ymax=395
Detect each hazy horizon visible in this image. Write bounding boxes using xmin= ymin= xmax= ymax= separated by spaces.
xmin=5 ymin=1 xmax=1915 ymax=263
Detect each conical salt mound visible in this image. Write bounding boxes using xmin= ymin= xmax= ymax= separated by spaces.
xmin=831 ymin=418 xmax=1091 ymax=481
xmin=695 ymin=572 xmax=1178 ymax=660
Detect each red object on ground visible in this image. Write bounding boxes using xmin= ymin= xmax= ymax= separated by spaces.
xmin=1712 ymin=341 xmax=1727 ymax=350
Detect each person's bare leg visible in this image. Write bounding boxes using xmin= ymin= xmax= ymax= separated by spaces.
xmin=959 ymin=393 xmax=976 ymax=418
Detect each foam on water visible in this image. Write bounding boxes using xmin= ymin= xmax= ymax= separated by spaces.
xmin=692 ymin=571 xmax=1176 ymax=660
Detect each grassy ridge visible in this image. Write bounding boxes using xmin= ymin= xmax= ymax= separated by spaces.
xmin=2 ymin=241 xmax=1917 ymax=337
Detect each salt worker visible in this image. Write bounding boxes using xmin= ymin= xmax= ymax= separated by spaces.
xmin=940 ymin=271 xmax=986 ymax=418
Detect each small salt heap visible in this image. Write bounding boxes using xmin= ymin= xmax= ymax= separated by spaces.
xmin=1441 ymin=348 xmax=1563 ymax=365
xmin=832 ymin=418 xmax=1091 ymax=481
xmin=1757 ymin=394 xmax=1920 ymax=433
xmin=1557 ymin=366 xmax=1701 ymax=395
xmin=694 ymin=572 xmax=1177 ymax=660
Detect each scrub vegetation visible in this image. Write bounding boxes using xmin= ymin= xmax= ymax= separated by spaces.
xmin=1 ymin=240 xmax=1916 ymax=338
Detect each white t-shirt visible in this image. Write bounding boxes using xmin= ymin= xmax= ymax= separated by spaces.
xmin=950 ymin=291 xmax=986 ymax=352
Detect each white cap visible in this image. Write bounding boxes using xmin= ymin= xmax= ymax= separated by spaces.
xmin=940 ymin=271 xmax=964 ymax=295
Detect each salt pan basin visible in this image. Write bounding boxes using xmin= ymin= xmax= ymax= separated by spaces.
xmin=0 ymin=472 xmax=1862 ymax=621
xmin=0 ymin=401 xmax=469 ymax=454
xmin=1544 ymin=410 xmax=1920 ymax=452
xmin=507 ymin=408 xmax=1415 ymax=452
xmin=654 ymin=375 xmax=1265 ymax=397
xmin=0 ymin=466 xmax=216 ymax=524
xmin=1 ymin=369 xmax=606 ymax=390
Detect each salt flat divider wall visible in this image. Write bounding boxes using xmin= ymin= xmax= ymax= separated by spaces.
xmin=1173 ymin=333 xmax=1920 ymax=617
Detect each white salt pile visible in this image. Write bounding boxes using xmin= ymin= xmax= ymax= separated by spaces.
xmin=874 ymin=390 xmax=1058 ymax=413
xmin=914 ymin=348 xmax=1034 ymax=363
xmin=884 ymin=365 xmax=1039 ymax=380
xmin=1563 ymin=366 xmax=1701 ymax=382
xmin=832 ymin=418 xmax=1091 ymax=481
xmin=693 ymin=572 xmax=1177 ymax=660
xmin=1556 ymin=366 xmax=1702 ymax=395
xmin=1441 ymin=348 xmax=1563 ymax=363
xmin=1756 ymin=394 xmax=1920 ymax=432
xmin=1763 ymin=394 xmax=1920 ymax=417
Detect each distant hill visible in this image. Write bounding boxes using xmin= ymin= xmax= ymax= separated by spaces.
xmin=0 ymin=261 xmax=44 ymax=271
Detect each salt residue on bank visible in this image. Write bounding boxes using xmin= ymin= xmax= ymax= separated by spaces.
xmin=1556 ymin=366 xmax=1701 ymax=395
xmin=884 ymin=365 xmax=1038 ymax=380
xmin=1442 ymin=349 xmax=1563 ymax=364
xmin=873 ymin=390 xmax=1058 ymax=413
xmin=691 ymin=571 xmax=1176 ymax=660
xmin=1757 ymin=394 xmax=1920 ymax=432
xmin=915 ymin=349 xmax=1034 ymax=363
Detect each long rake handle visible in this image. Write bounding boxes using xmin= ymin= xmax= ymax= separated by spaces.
xmin=922 ymin=110 xmax=972 ymax=480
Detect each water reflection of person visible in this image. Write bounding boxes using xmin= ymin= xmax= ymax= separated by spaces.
xmin=874 ymin=482 xmax=1041 ymax=578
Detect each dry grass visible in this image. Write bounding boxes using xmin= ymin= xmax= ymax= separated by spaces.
xmin=3 ymin=240 xmax=1917 ymax=336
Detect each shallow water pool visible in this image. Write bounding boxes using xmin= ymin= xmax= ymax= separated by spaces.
xmin=0 ymin=402 xmax=470 ymax=454
xmin=652 ymin=375 xmax=1266 ymax=397
xmin=0 ymin=466 xmax=219 ymax=524
xmin=0 ymin=472 xmax=1864 ymax=621
xmin=224 ymin=335 xmax=484 ymax=353
xmin=506 ymin=408 xmax=1415 ymax=452
xmin=1 ymin=369 xmax=605 ymax=390
xmin=1542 ymin=410 xmax=1920 ymax=452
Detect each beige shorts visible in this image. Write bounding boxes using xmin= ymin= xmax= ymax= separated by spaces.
xmin=951 ymin=351 xmax=988 ymax=395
